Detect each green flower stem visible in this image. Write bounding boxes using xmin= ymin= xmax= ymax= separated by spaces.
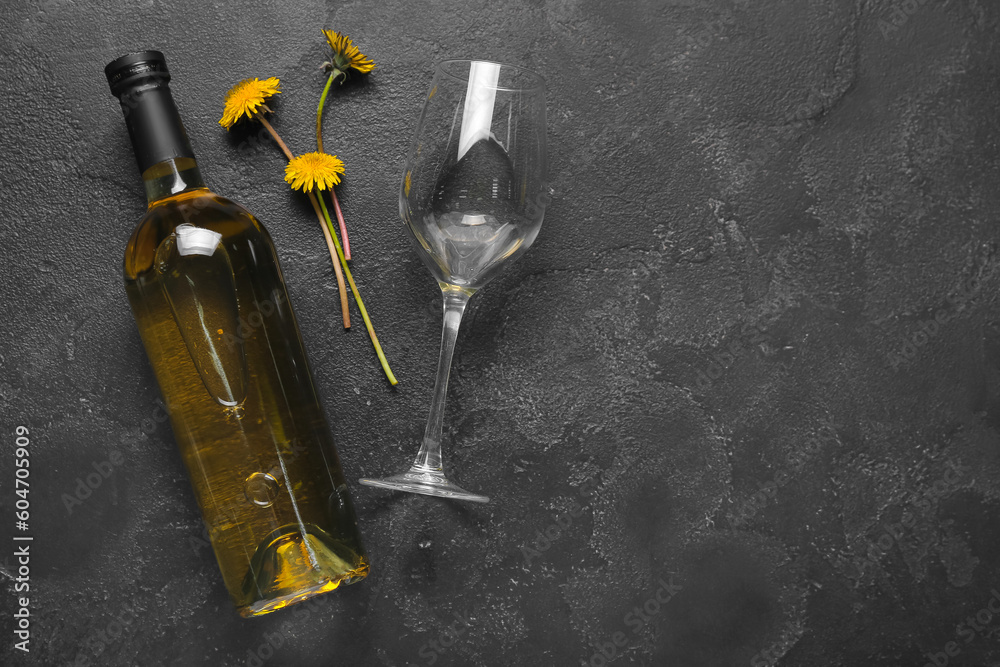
xmin=316 ymin=68 xmax=352 ymax=260
xmin=316 ymin=69 xmax=340 ymax=154
xmin=316 ymin=192 xmax=398 ymax=386
xmin=258 ymin=115 xmax=351 ymax=328
xmin=307 ymin=191 xmax=351 ymax=329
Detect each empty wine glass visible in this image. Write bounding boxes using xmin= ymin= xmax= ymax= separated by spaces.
xmin=359 ymin=60 xmax=549 ymax=503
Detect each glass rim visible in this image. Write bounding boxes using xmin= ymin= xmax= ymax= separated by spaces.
xmin=435 ymin=59 xmax=546 ymax=92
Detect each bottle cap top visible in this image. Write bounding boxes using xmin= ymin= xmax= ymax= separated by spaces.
xmin=104 ymin=49 xmax=196 ymax=174
xmin=105 ymin=50 xmax=169 ymax=97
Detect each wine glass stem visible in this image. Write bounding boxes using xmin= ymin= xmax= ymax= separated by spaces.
xmin=412 ymin=288 xmax=471 ymax=472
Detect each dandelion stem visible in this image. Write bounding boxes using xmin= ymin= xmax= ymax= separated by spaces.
xmin=256 ymin=115 xmax=294 ymax=161
xmin=257 ymin=114 xmax=351 ymax=329
xmin=316 ymin=70 xmax=352 ymax=260
xmin=328 ymin=189 xmax=351 ymax=260
xmin=316 ymin=70 xmax=339 ymax=154
xmin=316 ymin=193 xmax=397 ymax=385
xmin=307 ymin=192 xmax=351 ymax=329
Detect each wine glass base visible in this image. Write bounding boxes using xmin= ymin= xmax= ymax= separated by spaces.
xmin=359 ymin=467 xmax=490 ymax=503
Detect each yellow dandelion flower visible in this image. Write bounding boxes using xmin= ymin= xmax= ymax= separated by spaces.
xmin=219 ymin=77 xmax=281 ymax=130
xmin=284 ymin=152 xmax=346 ymax=192
xmin=322 ymin=29 xmax=375 ymax=75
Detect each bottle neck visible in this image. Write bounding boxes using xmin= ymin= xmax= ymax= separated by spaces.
xmin=116 ymin=78 xmax=198 ymax=185
xmin=143 ymin=157 xmax=207 ymax=205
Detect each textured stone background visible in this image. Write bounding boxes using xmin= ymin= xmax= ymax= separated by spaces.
xmin=2 ymin=0 xmax=1000 ymax=665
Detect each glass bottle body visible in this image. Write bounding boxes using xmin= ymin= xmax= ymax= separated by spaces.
xmin=124 ymin=159 xmax=368 ymax=617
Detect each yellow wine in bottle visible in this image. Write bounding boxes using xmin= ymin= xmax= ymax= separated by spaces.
xmin=106 ymin=51 xmax=368 ymax=617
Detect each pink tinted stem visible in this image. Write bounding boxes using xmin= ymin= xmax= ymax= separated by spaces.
xmin=330 ymin=188 xmax=351 ymax=260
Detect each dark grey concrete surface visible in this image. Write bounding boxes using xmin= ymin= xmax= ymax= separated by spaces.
xmin=2 ymin=0 xmax=1000 ymax=665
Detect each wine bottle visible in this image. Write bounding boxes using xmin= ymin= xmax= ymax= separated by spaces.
xmin=105 ymin=51 xmax=369 ymax=617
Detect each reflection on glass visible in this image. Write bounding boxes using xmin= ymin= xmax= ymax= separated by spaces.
xmin=156 ymin=223 xmax=247 ymax=407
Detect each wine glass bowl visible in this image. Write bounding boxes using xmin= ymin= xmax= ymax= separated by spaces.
xmin=360 ymin=60 xmax=548 ymax=502
xmin=399 ymin=59 xmax=548 ymax=292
